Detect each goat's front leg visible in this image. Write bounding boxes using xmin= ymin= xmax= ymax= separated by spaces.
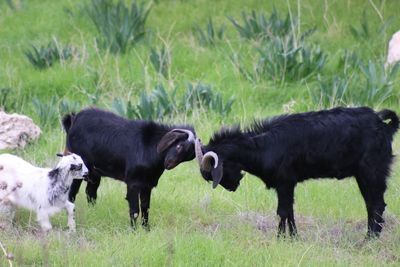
xmin=276 ymin=184 xmax=297 ymax=238
xmin=140 ymin=187 xmax=152 ymax=231
xmin=68 ymin=179 xmax=83 ymax=203
xmin=65 ymin=200 xmax=76 ymax=232
xmin=86 ymin=173 xmax=101 ymax=205
xmin=126 ymin=184 xmax=140 ymax=229
xmin=37 ymin=209 xmax=52 ymax=232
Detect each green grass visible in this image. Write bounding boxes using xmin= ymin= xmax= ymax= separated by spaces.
xmin=1 ymin=0 xmax=400 ymax=266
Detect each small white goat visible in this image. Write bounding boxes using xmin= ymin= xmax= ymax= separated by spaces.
xmin=0 ymin=153 xmax=88 ymax=232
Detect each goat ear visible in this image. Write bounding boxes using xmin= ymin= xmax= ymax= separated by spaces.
xmin=157 ymin=132 xmax=185 ymax=153
xmin=211 ymin=162 xmax=223 ymax=189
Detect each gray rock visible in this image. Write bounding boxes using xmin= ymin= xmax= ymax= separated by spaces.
xmin=0 ymin=111 xmax=41 ymax=149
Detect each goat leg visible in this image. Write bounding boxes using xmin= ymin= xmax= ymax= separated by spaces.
xmin=140 ymin=187 xmax=152 ymax=231
xmin=127 ymin=185 xmax=140 ymax=229
xmin=85 ymin=174 xmax=101 ymax=205
xmin=65 ymin=201 xmax=76 ymax=232
xmin=37 ymin=210 xmax=52 ymax=232
xmin=276 ymin=184 xmax=296 ymax=239
xmin=68 ymin=179 xmax=83 ymax=203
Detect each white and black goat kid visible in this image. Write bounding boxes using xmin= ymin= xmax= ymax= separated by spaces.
xmin=0 ymin=153 xmax=88 ymax=232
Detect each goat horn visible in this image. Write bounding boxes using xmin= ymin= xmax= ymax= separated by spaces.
xmin=194 ymin=138 xmax=204 ymax=166
xmin=171 ymin=129 xmax=195 ymax=143
xmin=201 ymin=151 xmax=219 ymax=172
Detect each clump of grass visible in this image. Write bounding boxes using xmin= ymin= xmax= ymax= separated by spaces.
xmin=58 ymin=98 xmax=79 ymax=116
xmin=32 ymin=96 xmax=58 ymax=128
xmin=150 ymin=45 xmax=171 ymax=78
xmin=254 ymin=34 xmax=326 ymax=83
xmin=0 ymin=88 xmax=17 ymax=112
xmin=192 ymin=17 xmax=225 ymax=46
xmin=231 ymin=9 xmax=325 ymax=83
xmin=349 ymin=10 xmax=393 ymax=42
xmin=85 ymin=0 xmax=151 ymax=54
xmin=228 ymin=8 xmax=292 ymax=41
xmin=5 ymin=0 xmax=26 ymax=10
xmin=311 ymin=75 xmax=351 ymax=108
xmin=113 ymin=97 xmax=136 ymax=119
xmin=24 ymin=40 xmax=75 ymax=70
xmin=311 ymin=52 xmax=399 ymax=108
xmin=113 ymin=83 xmax=235 ymax=120
xmin=182 ymin=82 xmax=234 ymax=115
xmin=353 ymin=59 xmax=399 ymax=107
xmin=114 ymin=85 xmax=177 ymax=120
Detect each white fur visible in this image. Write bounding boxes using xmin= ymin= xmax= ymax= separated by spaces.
xmin=0 ymin=153 xmax=88 ymax=232
xmin=386 ymin=30 xmax=400 ymax=68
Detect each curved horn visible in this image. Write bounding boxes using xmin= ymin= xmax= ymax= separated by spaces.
xmin=201 ymin=151 xmax=219 ymax=171
xmin=170 ymin=128 xmax=195 ymax=143
xmin=194 ymin=138 xmax=204 ymax=166
xmin=201 ymin=151 xmax=222 ymax=189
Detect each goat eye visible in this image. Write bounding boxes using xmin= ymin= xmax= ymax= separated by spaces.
xmin=176 ymin=144 xmax=182 ymax=150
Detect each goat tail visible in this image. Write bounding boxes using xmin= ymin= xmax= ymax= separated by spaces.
xmin=62 ymin=113 xmax=76 ymax=133
xmin=378 ymin=109 xmax=399 ymax=136
xmin=61 ymin=113 xmax=76 ymax=155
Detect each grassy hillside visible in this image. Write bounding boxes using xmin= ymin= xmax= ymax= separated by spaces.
xmin=1 ymin=0 xmax=400 ymax=266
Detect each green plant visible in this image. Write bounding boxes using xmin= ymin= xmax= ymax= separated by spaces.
xmin=32 ymin=96 xmax=58 ymax=127
xmin=113 ymin=97 xmax=136 ymax=119
xmin=4 ymin=0 xmax=26 ymax=10
xmin=182 ymin=82 xmax=234 ymax=115
xmin=192 ymin=17 xmax=225 ymax=46
xmin=349 ymin=10 xmax=393 ymax=41
xmin=150 ymin=45 xmax=171 ymax=78
xmin=337 ymin=50 xmax=361 ymax=76
xmin=311 ymin=75 xmax=351 ymax=108
xmin=0 ymin=87 xmax=17 ymax=112
xmin=352 ymin=60 xmax=400 ymax=107
xmin=58 ymin=98 xmax=79 ymax=116
xmin=228 ymin=8 xmax=293 ymax=41
xmin=24 ymin=40 xmax=75 ymax=69
xmin=85 ymin=0 xmax=151 ymax=54
xmin=254 ymin=35 xmax=326 ymax=83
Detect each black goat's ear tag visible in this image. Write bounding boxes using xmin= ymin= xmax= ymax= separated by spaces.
xmin=212 ymin=163 xmax=223 ymax=189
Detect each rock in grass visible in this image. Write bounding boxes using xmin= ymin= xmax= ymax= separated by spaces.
xmin=386 ymin=30 xmax=400 ymax=68
xmin=0 ymin=111 xmax=41 ymax=149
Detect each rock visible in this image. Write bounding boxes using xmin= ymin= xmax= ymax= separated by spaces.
xmin=0 ymin=111 xmax=41 ymax=149
xmin=386 ymin=30 xmax=400 ymax=68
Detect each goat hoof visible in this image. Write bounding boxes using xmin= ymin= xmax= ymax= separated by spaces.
xmin=142 ymin=224 xmax=150 ymax=232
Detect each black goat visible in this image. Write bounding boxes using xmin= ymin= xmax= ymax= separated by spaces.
xmin=195 ymin=107 xmax=399 ymax=238
xmin=62 ymin=107 xmax=196 ymax=229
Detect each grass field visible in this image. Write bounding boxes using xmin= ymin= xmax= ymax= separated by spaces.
xmin=1 ymin=0 xmax=400 ymax=266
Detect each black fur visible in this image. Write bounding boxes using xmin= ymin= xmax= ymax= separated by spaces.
xmin=62 ymin=107 xmax=196 ymax=229
xmin=200 ymin=107 xmax=399 ymax=238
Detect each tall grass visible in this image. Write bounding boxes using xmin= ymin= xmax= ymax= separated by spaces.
xmin=85 ymin=0 xmax=151 ymax=54
xmin=24 ymin=40 xmax=76 ymax=69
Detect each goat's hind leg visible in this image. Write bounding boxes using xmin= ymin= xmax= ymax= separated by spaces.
xmin=356 ymin=174 xmax=387 ymax=238
xmin=0 ymin=203 xmax=15 ymax=230
xmin=37 ymin=210 xmax=52 ymax=232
